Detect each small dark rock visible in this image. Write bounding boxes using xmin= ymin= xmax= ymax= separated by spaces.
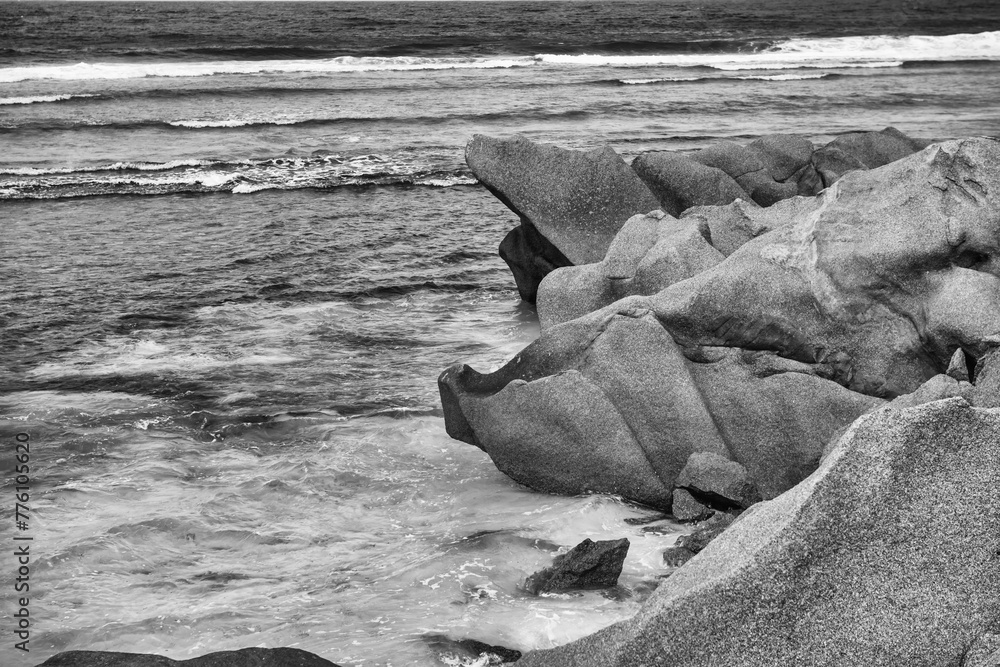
xmin=674 ymin=452 xmax=762 ymax=510
xmin=676 ymin=512 xmax=737 ymax=554
xmin=524 ymin=538 xmax=629 ymax=594
xmin=424 ymin=634 xmax=522 ymax=664
xmin=661 ymin=546 xmax=696 ymax=568
xmin=946 ymin=347 xmax=972 ymax=383
xmin=624 ymin=513 xmax=671 ymax=526
xmin=670 ymin=488 xmax=714 ymax=522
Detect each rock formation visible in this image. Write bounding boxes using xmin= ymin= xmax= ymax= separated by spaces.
xmin=515 ymin=398 xmax=1000 ymax=667
xmin=443 ymin=137 xmax=1000 ymax=509
xmin=466 ymin=134 xmax=660 ymax=301
xmin=469 ymin=128 xmax=927 ymax=303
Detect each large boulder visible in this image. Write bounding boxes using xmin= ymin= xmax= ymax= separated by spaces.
xmin=440 ymin=303 xmax=883 ymax=508
xmin=631 ymin=151 xmax=750 ymax=215
xmin=653 ymin=137 xmax=1000 ymax=398
xmin=536 ymin=195 xmax=825 ymax=330
xmin=516 ymin=398 xmax=1000 ymax=667
xmin=440 ymin=137 xmax=1000 ymax=508
xmin=536 ymin=210 xmax=724 ymax=329
xmin=690 ymin=140 xmax=800 ymax=206
xmin=812 ymin=126 xmax=928 ymax=187
xmin=467 ymin=135 xmax=661 ymax=301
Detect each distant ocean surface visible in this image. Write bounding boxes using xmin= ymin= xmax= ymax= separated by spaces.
xmin=2 ymin=1 xmax=1000 ymax=665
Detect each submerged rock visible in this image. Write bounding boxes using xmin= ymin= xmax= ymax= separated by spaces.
xmin=441 ymin=137 xmax=1000 ymax=509
xmin=466 ymin=134 xmax=660 ymax=301
xmin=36 ymin=648 xmax=341 ymax=667
xmin=523 ymin=538 xmax=629 ymax=594
xmin=662 ymin=511 xmax=737 ymax=565
xmin=517 ymin=398 xmax=1000 ymax=667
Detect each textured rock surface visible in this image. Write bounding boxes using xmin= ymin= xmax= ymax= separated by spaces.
xmin=662 ymin=511 xmax=738 ymax=567
xmin=652 ymin=137 xmax=1000 ymax=398
xmin=669 ymin=487 xmax=714 ymax=522
xmin=674 ymin=452 xmax=761 ymax=510
xmin=36 ymin=648 xmax=341 ymax=667
xmin=518 ymin=398 xmax=1000 ymax=667
xmin=632 ymin=151 xmax=749 ymax=215
xmin=467 ymin=134 xmax=660 ymax=301
xmin=536 ymin=210 xmax=724 ymax=328
xmin=811 ymin=126 xmax=928 ymax=187
xmin=440 ymin=305 xmax=882 ymax=507
xmin=523 ymin=538 xmax=630 ymax=594
xmin=441 ymin=137 xmax=1000 ymax=509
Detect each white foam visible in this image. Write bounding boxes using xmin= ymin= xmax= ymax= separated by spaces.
xmin=0 ymin=159 xmax=216 ymax=177
xmin=737 ymin=72 xmax=832 ymax=81
xmin=537 ymin=30 xmax=1000 ymax=71
xmin=231 ymin=182 xmax=278 ymax=194
xmin=0 ymin=93 xmax=95 ymax=105
xmin=0 ymin=56 xmax=534 ymax=83
xmin=619 ymin=76 xmax=704 ymax=84
xmin=27 ymin=337 xmax=301 ymax=379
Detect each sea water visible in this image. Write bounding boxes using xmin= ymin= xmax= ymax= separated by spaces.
xmin=3 ymin=1 xmax=1000 ymax=665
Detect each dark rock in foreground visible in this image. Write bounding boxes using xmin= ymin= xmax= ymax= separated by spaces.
xmin=466 ymin=134 xmax=661 ymax=302
xmin=517 ymin=398 xmax=1000 ymax=667
xmin=523 ymin=538 xmax=629 ymax=594
xmin=423 ymin=635 xmax=522 ymax=664
xmin=35 ymin=648 xmax=340 ymax=667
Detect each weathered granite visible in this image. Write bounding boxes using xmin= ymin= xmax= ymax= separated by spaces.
xmin=467 ymin=134 xmax=661 ymax=301
xmin=631 ymin=151 xmax=749 ymax=215
xmin=518 ymin=398 xmax=1000 ymax=667
xmin=674 ymin=452 xmax=761 ymax=510
xmin=441 ymin=137 xmax=1000 ymax=509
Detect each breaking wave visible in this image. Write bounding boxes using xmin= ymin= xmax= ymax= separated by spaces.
xmin=3 ymin=31 xmax=997 ymax=83
xmin=0 ymin=152 xmax=477 ymax=200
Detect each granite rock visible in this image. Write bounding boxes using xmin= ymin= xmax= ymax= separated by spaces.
xmin=467 ymin=134 xmax=661 ymax=301
xmin=518 ymin=398 xmax=1000 ymax=667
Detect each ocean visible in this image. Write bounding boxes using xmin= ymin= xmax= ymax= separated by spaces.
xmin=2 ymin=1 xmax=1000 ymax=665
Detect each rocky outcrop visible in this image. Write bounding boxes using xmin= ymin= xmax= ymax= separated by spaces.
xmin=812 ymin=126 xmax=930 ymax=187
xmin=631 ymin=152 xmax=749 ymax=215
xmin=466 ymin=134 xmax=661 ymax=301
xmin=536 ymin=210 xmax=724 ymax=328
xmin=443 ymin=137 xmax=1000 ymax=508
xmin=523 ymin=538 xmax=630 ymax=594
xmin=535 ymin=194 xmax=824 ymax=329
xmin=440 ymin=305 xmax=883 ymax=508
xmin=516 ymin=398 xmax=1000 ymax=667
xmin=472 ymin=129 xmax=925 ymax=304
xmin=36 ymin=648 xmax=341 ymax=667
